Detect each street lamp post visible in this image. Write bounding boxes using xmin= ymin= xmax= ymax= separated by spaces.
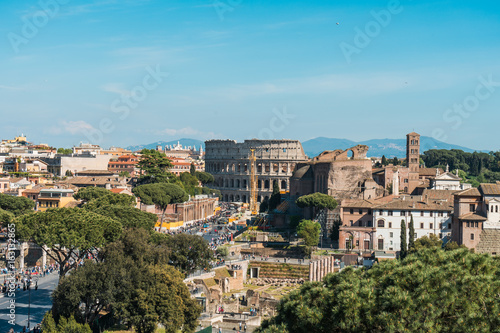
xmin=27 ymin=277 xmax=31 ymax=331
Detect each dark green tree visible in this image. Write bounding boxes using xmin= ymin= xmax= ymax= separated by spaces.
xmin=119 ymin=171 xmax=131 ymax=178
xmin=195 ymin=171 xmax=214 ymax=185
xmin=414 ymin=234 xmax=443 ymax=250
xmin=296 ymin=193 xmax=337 ymax=210
xmin=268 ymin=180 xmax=281 ymax=211
xmin=57 ymin=148 xmax=73 ymax=155
xmin=0 ymin=193 xmax=35 ymax=216
xmin=381 ymin=155 xmax=388 ymax=166
xmin=190 ymin=163 xmax=196 ymax=175
xmin=408 ymin=214 xmax=415 ymax=252
xmin=65 ymin=170 xmax=73 ymax=177
xmin=137 ymin=149 xmax=174 ymax=184
xmin=166 ymin=233 xmax=212 ymax=275
xmin=0 ymin=208 xmax=15 ymax=227
xmin=133 ymin=183 xmax=189 ymax=230
xmin=392 ymin=157 xmax=399 ymax=165
xmin=258 ymin=248 xmax=500 ymax=333
xmin=84 ymin=205 xmax=158 ymax=231
xmin=400 ymin=219 xmax=407 ymax=259
xmin=13 ymin=208 xmax=122 ymax=277
xmin=296 ymin=219 xmax=321 ymax=248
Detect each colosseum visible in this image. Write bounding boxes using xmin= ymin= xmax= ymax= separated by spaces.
xmin=204 ymin=139 xmax=309 ymax=202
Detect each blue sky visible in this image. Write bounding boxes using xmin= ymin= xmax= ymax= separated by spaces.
xmin=1 ymin=0 xmax=499 ymax=150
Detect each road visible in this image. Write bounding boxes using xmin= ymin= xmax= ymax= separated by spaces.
xmin=0 ymin=272 xmax=59 ymax=332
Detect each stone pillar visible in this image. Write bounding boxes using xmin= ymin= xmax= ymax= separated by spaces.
xmin=313 ymin=261 xmax=318 ymax=282
xmin=320 ymin=259 xmax=324 ymax=280
xmin=42 ymin=245 xmax=47 ymax=268
xmin=19 ymin=242 xmax=26 ymax=270
xmin=309 ymin=262 xmax=313 ymax=282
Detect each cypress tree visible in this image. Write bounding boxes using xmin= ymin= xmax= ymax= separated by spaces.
xmin=408 ymin=214 xmax=415 ymax=252
xmin=190 ymin=163 xmax=196 ymax=175
xmin=382 ymin=155 xmax=388 ymax=166
xmin=400 ymin=219 xmax=407 ymax=259
xmin=268 ymin=180 xmax=281 ymax=211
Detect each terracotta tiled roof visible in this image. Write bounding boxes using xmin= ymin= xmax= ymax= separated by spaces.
xmin=421 ymin=189 xmax=458 ymax=201
xmin=342 ymin=200 xmax=375 ymax=209
xmin=455 ymin=188 xmax=481 ymax=197
xmin=458 ymin=213 xmax=487 ymax=221
xmin=479 ymin=183 xmax=500 ymax=196
xmin=374 ymin=199 xmax=452 ymax=211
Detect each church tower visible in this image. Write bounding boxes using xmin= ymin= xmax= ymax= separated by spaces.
xmin=406 ymin=132 xmax=420 ymax=194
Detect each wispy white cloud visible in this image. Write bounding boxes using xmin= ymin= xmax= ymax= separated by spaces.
xmin=46 ymin=120 xmax=96 ymax=135
xmin=0 ymin=85 xmax=25 ymax=91
xmin=100 ymin=83 xmax=132 ymax=97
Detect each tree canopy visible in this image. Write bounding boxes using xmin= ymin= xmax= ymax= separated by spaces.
xmin=137 ymin=149 xmax=175 ymax=184
xmin=165 ymin=233 xmax=213 ymax=275
xmin=13 ymin=208 xmax=122 ymax=277
xmin=296 ymin=219 xmax=321 ymax=248
xmin=258 ymin=248 xmax=500 ymax=333
xmin=296 ymin=193 xmax=338 ymax=210
xmin=0 ymin=193 xmax=35 ymax=216
xmin=50 ymin=228 xmax=201 ymax=333
xmin=195 ymin=171 xmax=214 ymax=185
xmin=84 ymin=204 xmax=158 ymax=231
xmin=74 ymin=187 xmax=136 ymax=208
xmin=0 ymin=208 xmax=15 ymax=227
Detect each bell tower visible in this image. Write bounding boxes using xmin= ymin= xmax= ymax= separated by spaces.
xmin=406 ymin=132 xmax=420 ymax=194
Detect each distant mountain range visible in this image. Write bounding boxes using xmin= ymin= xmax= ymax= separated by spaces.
xmin=127 ymin=138 xmax=204 ymax=152
xmin=302 ymin=136 xmax=484 ymax=158
xmin=127 ymin=136 xmax=483 ymax=158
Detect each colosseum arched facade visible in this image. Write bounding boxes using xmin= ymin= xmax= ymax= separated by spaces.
xmin=205 ymin=139 xmax=309 ymax=203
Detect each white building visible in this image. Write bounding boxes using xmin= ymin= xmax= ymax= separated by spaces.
xmin=429 ymin=166 xmax=472 ymax=191
xmin=373 ymin=198 xmax=452 ymax=252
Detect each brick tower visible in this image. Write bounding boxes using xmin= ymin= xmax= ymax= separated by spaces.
xmin=406 ymin=132 xmax=420 ymax=194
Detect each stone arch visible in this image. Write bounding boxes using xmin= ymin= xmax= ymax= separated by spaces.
xmin=347 ymin=150 xmax=354 ymax=159
xmin=257 ymin=195 xmax=262 ymax=202
xmin=230 ymin=194 xmax=234 ymax=202
xmin=273 ymin=163 xmax=279 ymax=173
xmin=281 ymin=180 xmax=287 ymax=191
xmin=242 ymin=195 xmax=247 ymax=203
xmin=258 ymin=180 xmax=262 ymax=189
xmin=243 ymin=179 xmax=247 ymax=189
xmin=230 ymin=179 xmax=234 ymax=188
xmin=257 ymin=163 xmax=262 ymax=173
xmin=236 ymin=179 xmax=240 ymax=188
xmin=224 ymin=194 xmax=229 ymax=202
xmin=235 ymin=195 xmax=240 ymax=202
xmin=264 ymin=179 xmax=270 ymax=189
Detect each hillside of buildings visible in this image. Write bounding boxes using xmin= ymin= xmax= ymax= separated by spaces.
xmin=126 ymin=138 xmax=205 ymax=152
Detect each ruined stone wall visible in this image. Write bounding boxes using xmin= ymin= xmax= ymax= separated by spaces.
xmin=205 ymin=140 xmax=309 ymax=202
xmin=323 ymin=159 xmax=374 ymax=200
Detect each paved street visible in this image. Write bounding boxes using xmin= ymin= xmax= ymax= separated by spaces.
xmin=0 ymin=272 xmax=59 ymax=332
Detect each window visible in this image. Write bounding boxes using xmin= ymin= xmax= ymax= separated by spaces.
xmin=470 ymin=204 xmax=475 ymax=212
xmin=389 ymin=222 xmax=392 ymax=228
xmin=368 ymin=209 xmax=372 ymax=214
xmin=420 ymin=211 xmax=424 ymax=217
xmin=367 ymin=221 xmax=372 ymax=227
xmin=350 ymin=209 xmax=354 ymax=214
xmin=497 ymin=206 xmax=498 ymax=213
xmin=471 ymin=233 xmax=475 ymax=240
xmin=356 ymin=240 xmax=359 ymax=247
xmin=475 ymin=222 xmax=479 ymax=228
xmin=359 ymin=209 xmax=363 ymax=214
xmin=401 ymin=211 xmax=406 ymax=216
xmin=377 ymin=220 xmax=385 ymax=228
xmin=491 ymin=205 xmax=494 ymax=213
xmin=438 ymin=212 xmax=444 ymax=217
xmin=404 ymin=179 xmax=409 ymax=183
xmin=420 ymin=223 xmax=424 ymax=229
xmin=430 ymin=211 xmax=433 ymax=217
xmin=350 ymin=220 xmax=353 ymax=226
xmin=378 ymin=239 xmax=384 ymax=250
xmin=388 ymin=211 xmax=393 ymax=216
xmin=466 ymin=222 xmax=470 ymax=227
xmin=390 ymin=232 xmax=393 ymax=238
xmin=430 ymin=223 xmax=433 ymax=229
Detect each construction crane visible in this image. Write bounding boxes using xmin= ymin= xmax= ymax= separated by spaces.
xmin=249 ymin=149 xmax=258 ymax=215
